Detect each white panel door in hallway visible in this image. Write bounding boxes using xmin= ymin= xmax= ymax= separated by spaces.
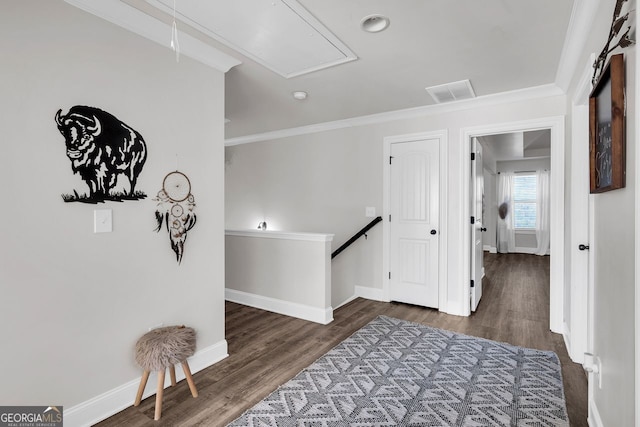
xmin=389 ymin=138 xmax=439 ymax=308
xmin=471 ymin=139 xmax=484 ymax=311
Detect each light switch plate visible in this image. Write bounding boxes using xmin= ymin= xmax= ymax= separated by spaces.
xmin=365 ymin=207 xmax=376 ymax=217
xmin=94 ymin=209 xmax=112 ymax=233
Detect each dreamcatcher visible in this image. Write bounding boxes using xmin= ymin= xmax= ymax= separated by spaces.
xmin=154 ymin=171 xmax=196 ymax=264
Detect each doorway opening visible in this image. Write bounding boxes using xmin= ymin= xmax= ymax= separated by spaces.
xmin=461 ymin=117 xmax=565 ymax=333
xmin=470 ymin=131 xmax=551 ymax=315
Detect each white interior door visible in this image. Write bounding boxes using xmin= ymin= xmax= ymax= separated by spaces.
xmin=471 ymin=139 xmax=484 ymax=311
xmin=389 ymin=138 xmax=439 ymax=308
xmin=569 ymin=99 xmax=593 ymax=363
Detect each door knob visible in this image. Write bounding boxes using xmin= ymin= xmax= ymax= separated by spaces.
xmin=578 ymin=244 xmax=589 ymax=251
xmin=480 ymin=227 xmax=487 ymax=232
xmin=430 ymin=229 xmax=437 ymax=235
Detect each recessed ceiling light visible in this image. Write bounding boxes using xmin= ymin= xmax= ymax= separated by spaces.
xmin=292 ymin=91 xmax=308 ymax=100
xmin=361 ymin=14 xmax=390 ymax=33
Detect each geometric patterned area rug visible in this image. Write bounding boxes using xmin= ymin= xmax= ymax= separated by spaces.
xmin=228 ymin=315 xmax=569 ymax=426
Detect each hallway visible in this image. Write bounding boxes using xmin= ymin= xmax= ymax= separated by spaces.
xmin=475 ymin=253 xmax=588 ymax=426
xmin=98 ymin=253 xmax=587 ymax=426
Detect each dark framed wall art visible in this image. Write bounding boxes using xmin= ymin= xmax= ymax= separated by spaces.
xmin=589 ymin=53 xmax=626 ymax=193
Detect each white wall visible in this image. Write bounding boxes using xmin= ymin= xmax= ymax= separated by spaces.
xmin=225 ymin=231 xmax=333 ymax=324
xmin=225 ymin=130 xmax=384 ymax=307
xmin=480 ymin=141 xmax=497 ymax=251
xmin=0 ymin=1 xmax=226 ymax=422
xmin=482 ymin=168 xmax=497 ymax=251
xmin=590 ymin=50 xmax=636 ymax=423
xmin=563 ymin=0 xmax=636 ymax=424
xmin=225 ymin=95 xmax=566 ymax=314
xmin=497 ymin=158 xmax=551 ymax=173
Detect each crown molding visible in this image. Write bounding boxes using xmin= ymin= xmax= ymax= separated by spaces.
xmin=64 ymin=0 xmax=241 ymax=73
xmin=555 ymin=0 xmax=600 ymax=92
xmin=225 ymin=84 xmax=564 ymax=146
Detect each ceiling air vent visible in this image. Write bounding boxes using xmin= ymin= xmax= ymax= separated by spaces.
xmin=425 ymin=79 xmax=476 ymax=104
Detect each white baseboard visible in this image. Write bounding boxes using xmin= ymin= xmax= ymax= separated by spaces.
xmin=334 ymin=286 xmax=386 ymax=310
xmin=483 ymin=245 xmax=497 ymax=253
xmin=355 ymin=285 xmax=385 ymax=301
xmin=63 ymin=339 xmax=228 ymax=427
xmin=588 ymin=398 xmax=604 ymax=427
xmin=334 ymin=294 xmax=359 ymax=310
xmin=562 ymin=321 xmax=573 ymax=362
xmin=514 ymin=246 xmax=538 ymax=254
xmin=225 ymin=288 xmax=333 ymax=325
xmin=510 ymin=247 xmax=551 ymax=256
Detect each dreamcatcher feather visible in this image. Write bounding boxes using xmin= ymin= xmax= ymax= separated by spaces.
xmin=154 ymin=171 xmax=196 ymax=264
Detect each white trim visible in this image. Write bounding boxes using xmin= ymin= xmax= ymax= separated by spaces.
xmin=562 ymin=322 xmax=572 ymax=362
xmin=334 ymin=294 xmax=359 ymax=310
xmin=512 ymin=247 xmax=540 ymax=255
xmin=225 ymin=288 xmax=333 ymax=325
xmin=355 ymin=285 xmax=385 ymax=302
xmin=574 ymin=53 xmax=597 ymax=105
xmin=567 ymin=55 xmax=594 ymax=364
xmin=588 ymin=397 xmax=604 ymax=427
xmin=460 ymin=117 xmax=565 ymax=332
xmin=382 ymin=130 xmax=448 ymax=312
xmin=335 ymin=286 xmax=386 ymax=310
xmin=64 ymin=0 xmax=241 ymax=73
xmin=226 ymin=85 xmax=562 ymax=146
xmin=635 ymin=5 xmax=640 ymax=423
xmin=225 ymin=229 xmax=334 ymax=242
xmin=63 ymin=340 xmax=228 ymax=427
xmin=555 ymin=0 xmax=600 ymax=92
xmin=483 ymin=245 xmax=497 ymax=253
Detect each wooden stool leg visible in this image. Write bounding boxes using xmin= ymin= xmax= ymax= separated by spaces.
xmin=134 ymin=370 xmax=150 ymax=406
xmin=154 ymin=369 xmax=165 ymax=421
xmin=181 ymin=361 xmax=198 ymax=398
xmin=169 ymin=365 xmax=177 ymax=386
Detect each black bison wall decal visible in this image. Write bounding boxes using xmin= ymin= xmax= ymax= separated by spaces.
xmin=55 ymin=105 xmax=147 ymax=203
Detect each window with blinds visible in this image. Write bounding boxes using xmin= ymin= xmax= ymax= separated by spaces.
xmin=513 ymin=174 xmax=537 ymax=229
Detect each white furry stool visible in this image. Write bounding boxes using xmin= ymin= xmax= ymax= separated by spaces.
xmin=133 ymin=325 xmax=198 ymax=420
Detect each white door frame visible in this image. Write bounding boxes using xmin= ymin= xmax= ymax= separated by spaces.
xmin=460 ymin=117 xmax=565 ymax=333
xmin=634 ymin=9 xmax=640 ymax=421
xmin=567 ymin=55 xmax=595 ymax=364
xmin=471 ymin=139 xmax=484 ymax=311
xmin=382 ymin=130 xmax=448 ymax=310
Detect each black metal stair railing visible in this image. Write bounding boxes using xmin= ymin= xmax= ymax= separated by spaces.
xmin=331 ymin=216 xmax=382 ymax=259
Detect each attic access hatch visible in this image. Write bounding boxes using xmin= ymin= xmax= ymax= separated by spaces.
xmin=146 ymin=0 xmax=357 ymax=78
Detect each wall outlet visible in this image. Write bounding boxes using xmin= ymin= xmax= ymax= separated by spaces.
xmin=365 ymin=207 xmax=376 ymax=217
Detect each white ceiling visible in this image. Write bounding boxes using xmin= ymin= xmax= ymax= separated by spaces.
xmin=74 ymin=0 xmax=577 ymax=139
xmin=144 ymin=0 xmax=357 ymax=78
xmin=223 ymin=0 xmax=575 ymax=138
xmin=480 ymin=129 xmax=551 ymax=162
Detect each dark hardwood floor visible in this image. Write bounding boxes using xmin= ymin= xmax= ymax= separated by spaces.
xmin=96 ymin=252 xmax=587 ymax=426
